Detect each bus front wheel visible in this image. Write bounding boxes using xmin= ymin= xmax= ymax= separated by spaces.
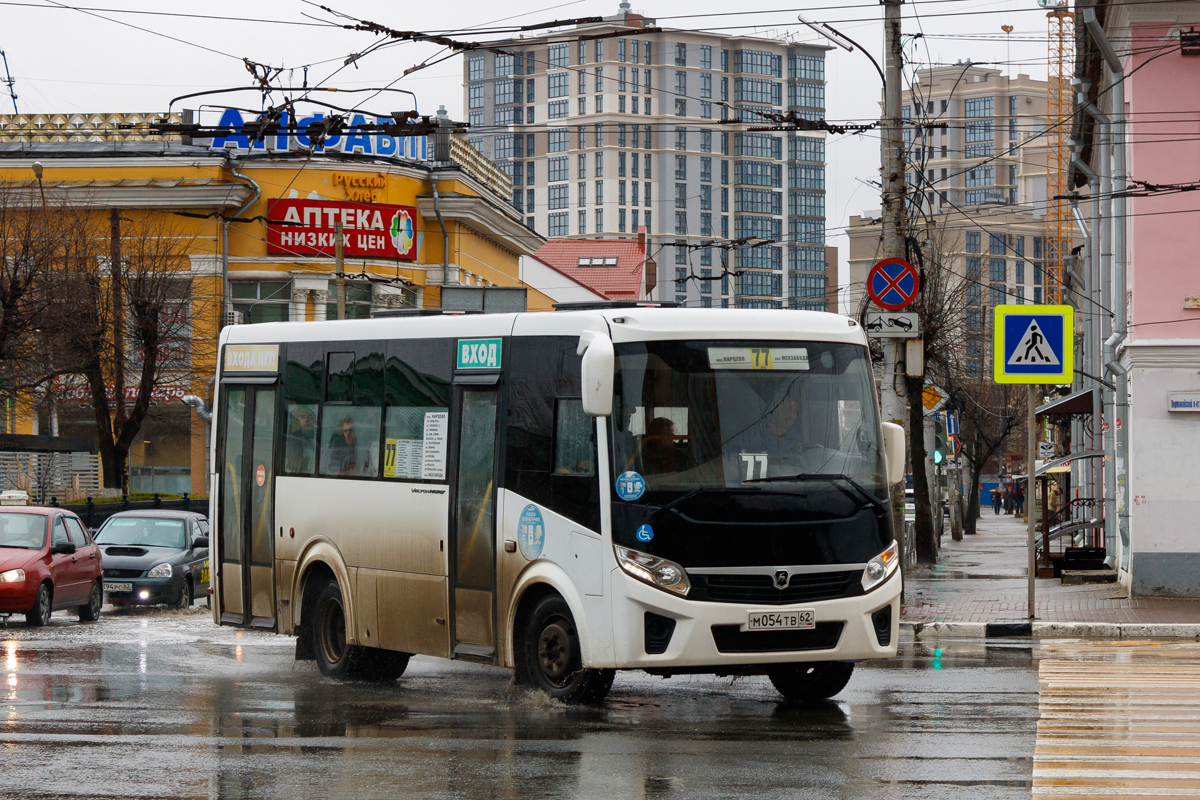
xmin=768 ymin=661 xmax=855 ymax=703
xmin=311 ymin=579 xmax=410 ymax=682
xmin=516 ymin=594 xmax=614 ymax=704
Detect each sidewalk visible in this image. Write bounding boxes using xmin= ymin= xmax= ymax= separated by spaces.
xmin=900 ymin=509 xmax=1200 ymax=636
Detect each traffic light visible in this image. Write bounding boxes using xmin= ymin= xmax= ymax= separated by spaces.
xmin=932 ymin=414 xmax=949 ymax=465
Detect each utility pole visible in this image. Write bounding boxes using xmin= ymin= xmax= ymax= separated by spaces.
xmin=335 ymin=218 xmax=346 ymax=320
xmin=880 ymin=0 xmax=908 ymax=540
xmin=110 ymin=208 xmax=128 ymax=494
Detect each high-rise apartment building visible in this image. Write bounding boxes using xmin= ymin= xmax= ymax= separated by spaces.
xmin=462 ymin=2 xmax=830 ymax=309
xmin=848 ymin=66 xmax=1049 ymax=373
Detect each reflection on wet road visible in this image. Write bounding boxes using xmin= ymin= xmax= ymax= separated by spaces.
xmin=0 ymin=609 xmax=1037 ymax=799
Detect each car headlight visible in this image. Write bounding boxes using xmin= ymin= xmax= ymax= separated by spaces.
xmin=147 ymin=563 xmax=173 ymax=579
xmin=0 ymin=568 xmax=25 ymax=583
xmin=861 ymin=541 xmax=900 ymax=592
xmin=614 ymin=545 xmax=690 ymax=597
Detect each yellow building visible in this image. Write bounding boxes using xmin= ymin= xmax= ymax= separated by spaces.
xmin=0 ymin=111 xmax=547 ymax=497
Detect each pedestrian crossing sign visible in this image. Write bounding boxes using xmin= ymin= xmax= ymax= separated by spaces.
xmin=993 ymin=305 xmax=1073 ymax=384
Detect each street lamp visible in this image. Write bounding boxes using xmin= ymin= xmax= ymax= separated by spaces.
xmin=31 ymin=161 xmax=45 ymax=207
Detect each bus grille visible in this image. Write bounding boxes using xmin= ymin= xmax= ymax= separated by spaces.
xmin=690 ymin=571 xmax=862 ymax=604
xmin=711 ymin=622 xmax=844 ymax=653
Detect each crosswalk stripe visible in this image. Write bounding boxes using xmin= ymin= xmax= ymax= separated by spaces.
xmin=1034 ymin=642 xmax=1200 ymax=798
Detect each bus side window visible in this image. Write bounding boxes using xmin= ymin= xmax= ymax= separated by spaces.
xmin=553 ymin=398 xmax=594 ymax=476
xmin=284 ymin=343 xmax=323 ymax=476
xmin=319 ymin=347 xmax=383 ymax=478
xmin=382 ymin=340 xmax=452 ymax=481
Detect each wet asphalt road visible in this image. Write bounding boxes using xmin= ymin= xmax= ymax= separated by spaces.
xmin=0 ymin=607 xmax=1037 ymax=800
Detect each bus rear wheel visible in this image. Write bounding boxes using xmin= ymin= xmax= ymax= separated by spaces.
xmin=517 ymin=595 xmax=613 ymax=705
xmin=768 ymin=661 xmax=855 ymax=703
xmin=311 ymin=579 xmax=409 ymax=682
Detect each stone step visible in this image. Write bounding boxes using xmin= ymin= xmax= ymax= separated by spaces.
xmin=1061 ymin=569 xmax=1118 ymax=585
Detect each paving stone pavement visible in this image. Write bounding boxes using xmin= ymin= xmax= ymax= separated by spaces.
xmin=900 ymin=509 xmax=1200 ymax=626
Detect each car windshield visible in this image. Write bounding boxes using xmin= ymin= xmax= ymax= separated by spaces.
xmin=95 ymin=518 xmax=187 ymax=548
xmin=611 ymin=340 xmax=887 ymax=500
xmin=0 ymin=513 xmax=47 ymax=550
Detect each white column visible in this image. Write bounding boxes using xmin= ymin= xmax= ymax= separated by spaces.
xmin=313 ymin=290 xmax=329 ymax=321
xmin=289 ymin=287 xmax=309 ymax=321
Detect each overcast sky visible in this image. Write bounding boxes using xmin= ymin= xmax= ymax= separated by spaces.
xmin=2 ymin=0 xmax=1053 ymax=307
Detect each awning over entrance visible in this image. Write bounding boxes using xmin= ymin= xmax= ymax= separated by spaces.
xmin=1036 ymin=387 xmax=1098 ymax=418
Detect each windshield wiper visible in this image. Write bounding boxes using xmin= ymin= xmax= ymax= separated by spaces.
xmin=741 ymin=473 xmax=886 ymax=511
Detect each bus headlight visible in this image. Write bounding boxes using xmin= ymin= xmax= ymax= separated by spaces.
xmin=861 ymin=541 xmax=900 ymax=592
xmin=614 ymin=545 xmax=691 ymax=597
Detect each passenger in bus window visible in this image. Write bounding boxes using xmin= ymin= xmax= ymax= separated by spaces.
xmin=327 ymin=416 xmax=360 ymax=476
xmin=285 ymin=405 xmax=317 ymax=474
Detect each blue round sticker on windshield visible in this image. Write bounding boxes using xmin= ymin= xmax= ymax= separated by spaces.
xmin=635 ymin=524 xmax=655 ymax=543
xmin=615 ymin=471 xmax=646 ymax=501
xmin=517 ymin=504 xmax=545 ymax=560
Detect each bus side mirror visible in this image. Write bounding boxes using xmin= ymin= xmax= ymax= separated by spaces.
xmin=881 ymin=422 xmax=905 ymax=485
xmin=578 ymin=330 xmax=614 ymax=417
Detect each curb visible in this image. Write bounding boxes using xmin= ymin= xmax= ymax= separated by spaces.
xmin=901 ymin=621 xmax=1200 ymax=640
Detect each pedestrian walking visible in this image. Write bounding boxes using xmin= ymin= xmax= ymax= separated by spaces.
xmin=991 ymin=487 xmax=1002 ymax=515
xmin=1015 ymin=482 xmax=1025 ymax=515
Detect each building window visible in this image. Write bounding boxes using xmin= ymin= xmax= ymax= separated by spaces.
xmin=618 ymin=124 xmax=627 ymax=147
xmin=789 ymin=54 xmax=824 ymax=80
xmin=595 ymin=95 xmax=603 ymax=113
xmin=675 ymin=246 xmax=688 ymax=267
xmin=619 ymin=152 xmax=627 ymax=177
xmin=700 ymin=212 xmax=712 ymax=235
xmin=618 ymin=180 xmax=627 ymax=204
xmin=549 ymin=156 xmax=569 ymax=182
xmin=700 ymin=157 xmax=712 ymax=183
xmin=549 ymin=43 xmax=569 ymax=68
xmin=548 ymin=72 xmax=569 ymax=99
xmin=675 ymin=42 xmax=687 ymax=66
xmin=631 ymin=209 xmax=639 ymax=230
xmin=735 ymin=49 xmax=782 ymax=77
xmin=720 ymin=187 xmax=728 ymax=212
xmin=965 ymin=96 xmax=994 ymax=117
xmin=966 ymin=257 xmax=981 ymax=281
xmin=1015 ymin=261 xmax=1025 ymax=284
xmin=735 ymin=188 xmax=782 ymax=215
xmin=734 ymin=77 xmax=783 ymax=106
xmin=618 ymin=66 xmax=626 ymax=92
xmin=468 ymin=84 xmax=483 ymax=109
xmin=595 ymin=208 xmax=603 ymax=231
xmin=578 ymin=209 xmax=586 ymax=233
xmin=595 ymin=180 xmax=603 ymax=204
xmin=618 ymin=38 xmax=627 ymax=63
xmin=595 ymin=152 xmax=604 ymax=177
xmin=989 ymin=233 xmax=1006 ymax=255
xmin=549 ymin=127 xmax=569 ymax=152
xmin=788 ymin=191 xmax=824 ymax=217
xmin=675 ymin=154 xmax=687 ymax=180
xmin=548 ymin=212 xmax=569 ymax=236
xmin=469 ymin=111 xmax=482 ymax=127
xmin=675 ymin=127 xmax=687 ymax=150
xmin=468 ymin=56 xmax=483 ymax=81
xmin=232 ymin=280 xmax=291 ymax=323
xmin=734 ymin=132 xmax=781 ymax=159
xmin=619 ymin=208 xmax=627 ymax=232
xmin=989 ymin=258 xmax=1006 ymax=282
xmin=675 ymin=212 xmax=687 ymax=234
xmin=548 ymin=100 xmax=568 ymax=119
xmin=700 ymin=185 xmax=712 ymax=210
xmin=578 ymin=153 xmax=587 ymax=179
xmin=644 ymin=180 xmax=652 ymax=206
xmin=675 ymin=183 xmax=687 ymax=209
xmin=735 ymin=161 xmax=782 ymax=187
xmin=595 ymin=67 xmax=603 ymax=91
xmin=578 ymin=182 xmax=587 ymax=206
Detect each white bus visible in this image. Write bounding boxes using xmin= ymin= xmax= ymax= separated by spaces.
xmin=211 ymin=305 xmax=905 ymax=704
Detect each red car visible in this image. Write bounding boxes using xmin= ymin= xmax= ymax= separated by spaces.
xmin=0 ymin=506 xmax=103 ymax=626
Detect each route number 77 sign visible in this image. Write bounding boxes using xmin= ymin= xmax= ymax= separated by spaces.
xmin=992 ymin=305 xmax=1074 ymax=384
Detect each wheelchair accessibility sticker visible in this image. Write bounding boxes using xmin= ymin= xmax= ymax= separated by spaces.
xmin=635 ymin=524 xmax=655 ymax=543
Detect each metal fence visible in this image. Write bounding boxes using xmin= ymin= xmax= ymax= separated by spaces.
xmin=49 ymin=494 xmax=208 ymax=530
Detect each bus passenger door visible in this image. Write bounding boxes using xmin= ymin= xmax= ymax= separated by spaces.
xmin=217 ymin=383 xmax=278 ymax=629
xmin=449 ymin=381 xmax=499 ymax=660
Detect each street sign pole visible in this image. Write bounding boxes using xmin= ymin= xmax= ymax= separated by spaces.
xmin=1027 ymin=384 xmax=1036 ymax=621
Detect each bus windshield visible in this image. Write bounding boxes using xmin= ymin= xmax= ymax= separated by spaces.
xmin=611 ymin=340 xmax=887 ymax=501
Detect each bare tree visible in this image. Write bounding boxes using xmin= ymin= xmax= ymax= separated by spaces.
xmin=0 ymin=193 xmax=78 ymax=412
xmin=51 ymin=209 xmax=208 ymax=491
xmin=950 ymin=379 xmax=1026 ymax=535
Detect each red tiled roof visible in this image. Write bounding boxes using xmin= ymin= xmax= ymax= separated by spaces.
xmin=533 ymin=238 xmax=644 ymax=300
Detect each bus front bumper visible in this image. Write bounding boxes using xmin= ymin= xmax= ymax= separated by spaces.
xmin=607 ymin=567 xmax=901 ymax=670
